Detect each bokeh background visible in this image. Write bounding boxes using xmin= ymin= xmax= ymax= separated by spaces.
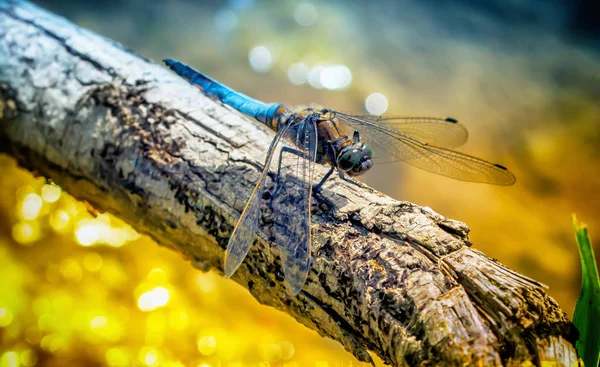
xmin=1 ymin=0 xmax=600 ymax=366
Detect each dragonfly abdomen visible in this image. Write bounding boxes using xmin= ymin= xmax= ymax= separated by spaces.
xmin=164 ymin=59 xmax=283 ymax=127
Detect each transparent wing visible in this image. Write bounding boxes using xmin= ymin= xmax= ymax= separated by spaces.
xmin=336 ymin=112 xmax=515 ymax=185
xmin=336 ymin=113 xmax=469 ymax=148
xmin=269 ymin=118 xmax=318 ymax=295
xmin=224 ymin=123 xmax=292 ymax=278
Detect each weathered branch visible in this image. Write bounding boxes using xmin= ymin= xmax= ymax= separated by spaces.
xmin=0 ymin=1 xmax=579 ymax=366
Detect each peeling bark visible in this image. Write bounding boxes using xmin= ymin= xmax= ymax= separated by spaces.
xmin=0 ymin=1 xmax=580 ymax=366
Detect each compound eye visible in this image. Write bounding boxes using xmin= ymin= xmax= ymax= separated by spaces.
xmin=362 ymin=144 xmax=373 ymax=159
xmin=338 ymin=149 xmax=361 ymax=171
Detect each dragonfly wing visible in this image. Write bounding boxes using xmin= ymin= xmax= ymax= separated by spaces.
xmin=336 ymin=113 xmax=469 ymax=149
xmin=224 ymin=123 xmax=292 ymax=277
xmin=269 ymin=118 xmax=318 ymax=295
xmin=336 ymin=113 xmax=515 ymax=185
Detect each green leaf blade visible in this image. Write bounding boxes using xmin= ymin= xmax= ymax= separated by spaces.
xmin=572 ymin=215 xmax=600 ymax=367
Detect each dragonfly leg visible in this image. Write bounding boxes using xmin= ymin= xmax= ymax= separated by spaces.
xmin=313 ymin=167 xmax=335 ymax=193
xmin=337 ymin=171 xmax=370 ymax=190
xmin=275 ymin=146 xmax=305 ymax=180
xmin=313 ymin=141 xmax=339 ymax=192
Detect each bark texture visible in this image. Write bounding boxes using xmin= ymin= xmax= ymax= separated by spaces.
xmin=0 ymin=1 xmax=580 ymax=366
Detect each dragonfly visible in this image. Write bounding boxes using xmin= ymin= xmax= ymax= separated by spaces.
xmin=164 ymin=58 xmax=516 ymax=295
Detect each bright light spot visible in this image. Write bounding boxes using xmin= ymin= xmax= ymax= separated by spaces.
xmin=319 ymin=65 xmax=352 ymax=90
xmin=12 ymin=222 xmax=39 ymax=245
xmin=143 ymin=349 xmax=158 ymax=366
xmin=214 ymin=9 xmax=238 ymax=32
xmin=0 ymin=351 xmax=19 ymax=367
xmin=83 ymin=252 xmax=103 ymax=272
xmin=248 ymin=46 xmax=273 ymax=73
xmin=261 ymin=343 xmax=282 ymax=361
xmin=74 ymin=216 xmax=138 ymax=248
xmin=106 ymin=348 xmax=129 ymax=367
xmin=294 ymin=3 xmax=317 ymax=26
xmin=195 ymin=273 xmax=216 ymax=293
xmin=279 ymin=341 xmax=295 ymax=360
xmin=41 ymin=184 xmax=61 ymax=203
xmin=90 ymin=315 xmax=107 ymax=329
xmin=197 ymin=364 xmax=212 ymax=367
xmin=49 ymin=210 xmax=70 ymax=232
xmin=287 ymin=62 xmax=309 ymax=85
xmin=137 ymin=287 xmax=170 ymax=311
xmin=197 ymin=335 xmax=217 ymax=355
xmin=19 ymin=350 xmax=37 ymax=367
xmin=308 ymin=66 xmax=324 ymax=89
xmin=0 ymin=308 xmax=14 ymax=327
xmin=75 ymin=220 xmax=100 ymax=246
xmin=365 ymin=93 xmax=389 ymax=115
xmin=20 ymin=193 xmax=42 ymax=220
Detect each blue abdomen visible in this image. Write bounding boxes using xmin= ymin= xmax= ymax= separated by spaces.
xmin=164 ymin=59 xmax=282 ymax=125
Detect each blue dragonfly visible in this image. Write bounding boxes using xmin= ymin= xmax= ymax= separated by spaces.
xmin=164 ymin=59 xmax=516 ymax=295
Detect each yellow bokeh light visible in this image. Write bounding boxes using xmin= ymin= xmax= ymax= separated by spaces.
xmin=0 ymin=351 xmax=19 ymax=367
xmin=106 ymin=348 xmax=130 ymax=367
xmin=137 ymin=287 xmax=170 ymax=311
xmin=197 ymin=364 xmax=211 ymax=367
xmin=147 ymin=268 xmax=168 ymax=283
xmin=40 ymin=333 xmax=67 ymax=353
xmin=279 ymin=341 xmax=295 ymax=360
xmin=73 ymin=215 xmax=139 ymax=248
xmin=261 ymin=343 xmax=283 ymax=362
xmin=41 ymin=184 xmax=61 ymax=203
xmin=140 ymin=348 xmax=159 ymax=366
xmin=38 ymin=314 xmax=56 ymax=331
xmin=12 ymin=222 xmax=39 ymax=245
xmin=83 ymin=252 xmax=103 ymax=272
xmin=20 ymin=193 xmax=42 ymax=220
xmin=19 ymin=350 xmax=37 ymax=367
xmin=60 ymin=258 xmax=83 ymax=282
xmin=90 ymin=315 xmax=107 ymax=329
xmin=75 ymin=219 xmax=101 ymax=246
xmin=0 ymin=308 xmax=14 ymax=327
xmin=49 ymin=210 xmax=71 ymax=232
xmin=195 ymin=272 xmax=216 ymax=293
xmin=197 ymin=335 xmax=217 ymax=356
xmin=32 ymin=298 xmax=50 ymax=315
xmin=24 ymin=327 xmax=43 ymax=345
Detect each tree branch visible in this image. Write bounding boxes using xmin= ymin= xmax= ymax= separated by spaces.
xmin=0 ymin=1 xmax=579 ymax=365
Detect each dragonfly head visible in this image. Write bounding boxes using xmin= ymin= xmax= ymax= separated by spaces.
xmin=337 ymin=143 xmax=373 ymax=176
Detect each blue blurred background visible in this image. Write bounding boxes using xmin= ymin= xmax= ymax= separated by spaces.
xmin=1 ymin=0 xmax=599 ymax=366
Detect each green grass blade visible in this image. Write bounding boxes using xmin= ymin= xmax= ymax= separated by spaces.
xmin=573 ymin=215 xmax=600 ymax=367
